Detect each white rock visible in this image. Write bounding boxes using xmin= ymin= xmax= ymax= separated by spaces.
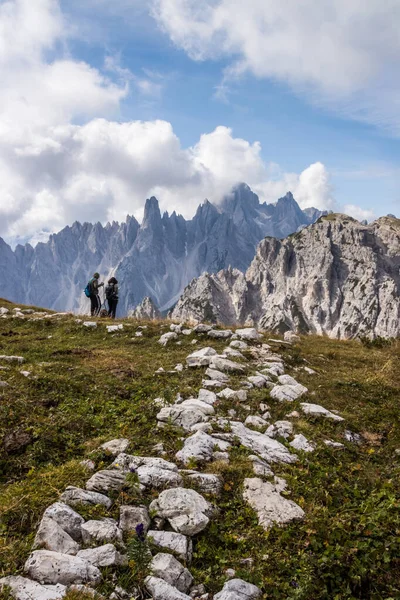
xmin=300 ymin=402 xmax=344 ymax=421
xmin=159 ymin=332 xmax=179 ymax=346
xmin=229 ymin=422 xmax=297 ymax=465
xmin=277 ymin=374 xmax=300 ymax=386
xmin=191 ymin=339 xmax=198 ymax=345
xmin=209 ymin=357 xmax=246 ymax=374
xmin=324 ymin=439 xmax=345 ymax=448
xmin=266 ymin=421 xmax=293 ymax=440
xmin=182 ymin=329 xmax=193 ymax=336
xmin=186 ymin=347 xmax=217 ymax=367
xmin=270 ymin=384 xmax=308 ymax=402
xmin=147 ymin=531 xmax=192 ymax=562
xmin=157 ymin=405 xmax=209 ymax=432
xmin=201 ymin=379 xmax=224 ymax=388
xmin=0 ymin=307 xmax=9 ymax=315
xmin=259 ymin=403 xmax=270 ymax=412
xmin=0 ymin=355 xmax=25 ymax=364
xmin=214 ymin=578 xmax=262 ymax=600
xmin=150 ymin=553 xmax=193 ymax=593
xmin=217 ymin=388 xmax=247 ymax=402
xmin=106 ymin=324 xmax=123 ymax=333
xmin=83 ymin=322 xmax=97 ymax=329
xmin=198 ymin=389 xmax=218 ymax=405
xmin=303 ymin=366 xmax=317 ymax=375
xmin=176 ymin=431 xmax=231 ymax=465
xmin=222 ymin=347 xmax=245 ymax=359
xmin=235 ymin=328 xmax=262 ymax=341
xmin=150 ymin=488 xmax=214 ymax=536
xmin=135 ymin=331 xmax=143 ymax=337
xmin=290 ymin=434 xmax=315 ymax=453
xmin=175 ymin=363 xmax=184 ymax=372
xmin=145 ymin=576 xmax=191 ymax=600
xmin=248 ymin=455 xmax=274 ymax=477
xmin=229 ymin=340 xmax=248 ymax=350
xmin=60 ymin=487 xmax=112 ymax=509
xmin=284 ymin=331 xmax=300 ymax=342
xmin=205 ymin=368 xmax=230 ymax=382
xmin=81 ymin=519 xmax=123 ymax=545
xmin=0 ymin=576 xmax=66 ymax=600
xmin=111 ymin=454 xmax=179 ymax=473
xmin=85 ymin=470 xmax=126 ymax=493
xmin=170 ymin=324 xmax=183 ymax=333
xmin=243 ymin=478 xmax=305 ymax=530
xmin=136 ymin=464 xmax=183 ymax=489
xmin=190 ymin=422 xmax=213 ymax=433
xmin=213 ymin=451 xmax=230 ymax=463
xmin=43 ymin=503 xmax=84 ymax=542
xmin=181 ymin=471 xmax=222 ymax=495
xmin=119 ymin=505 xmax=151 ymax=533
xmin=34 ymin=517 xmax=80 ymax=556
xmin=180 ymin=399 xmax=215 ymax=416
xmin=24 ymin=550 xmax=101 ymax=586
xmin=194 ymin=324 xmax=212 ymax=333
xmin=100 ymin=439 xmax=130 ymax=455
xmin=247 ymin=375 xmax=272 ymax=389
xmin=244 ymin=416 xmax=269 ymax=429
xmin=208 ymin=330 xmax=232 ymax=339
xmin=77 ymin=544 xmax=126 ymax=567
xmin=286 ymin=410 xmax=300 ymax=418
xmin=344 ymin=430 xmax=362 ymax=443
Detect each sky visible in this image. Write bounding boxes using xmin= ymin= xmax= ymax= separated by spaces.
xmin=0 ymin=0 xmax=399 ymax=246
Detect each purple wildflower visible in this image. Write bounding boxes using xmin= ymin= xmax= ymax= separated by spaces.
xmin=129 ymin=466 xmax=136 ymax=474
xmin=135 ymin=523 xmax=145 ymax=541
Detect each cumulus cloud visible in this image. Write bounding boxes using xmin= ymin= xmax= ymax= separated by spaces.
xmin=151 ymin=0 xmax=400 ymax=132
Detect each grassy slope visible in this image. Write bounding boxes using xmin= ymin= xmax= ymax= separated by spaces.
xmin=0 ymin=302 xmax=399 ymax=599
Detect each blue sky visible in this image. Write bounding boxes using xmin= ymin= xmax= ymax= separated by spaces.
xmin=0 ymin=0 xmax=399 ymax=244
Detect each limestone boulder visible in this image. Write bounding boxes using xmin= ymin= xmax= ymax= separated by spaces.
xmin=43 ymin=503 xmax=84 ymax=542
xmin=150 ymin=553 xmax=193 ymax=593
xmin=77 ymin=544 xmax=127 ymax=567
xmin=86 ymin=470 xmax=126 ymax=494
xmin=81 ymin=519 xmax=123 ymax=545
xmin=145 ymin=576 xmax=191 ymax=600
xmin=60 ymin=487 xmax=112 ymax=509
xmin=24 ymin=550 xmax=101 ymax=586
xmin=214 ymin=578 xmax=262 ymax=600
xmin=186 ymin=347 xmax=218 ymax=367
xmin=119 ymin=505 xmax=151 ymax=534
xmin=34 ymin=517 xmax=80 ymax=556
xmin=0 ymin=576 xmax=66 ymax=600
xmin=243 ymin=478 xmax=305 ymax=530
xmin=149 ymin=488 xmax=214 ymax=536
xmin=300 ymin=402 xmax=344 ymax=421
xmin=147 ymin=531 xmax=192 ymax=562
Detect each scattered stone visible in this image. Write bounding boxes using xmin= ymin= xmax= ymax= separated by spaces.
xmin=147 ymin=531 xmax=193 ymax=562
xmin=270 ymin=384 xmax=308 ymax=402
xmin=266 ymin=421 xmax=293 ymax=440
xmin=155 ymin=367 xmax=165 ymax=374
xmin=60 ymin=487 xmax=112 ymax=509
xmin=217 ymin=388 xmax=247 ymax=402
xmin=286 ymin=411 xmax=300 ymax=418
xmin=198 ymin=389 xmax=218 ymax=405
xmin=268 ymin=338 xmax=292 ymax=347
xmin=224 ymin=569 xmax=236 ymax=579
xmin=176 ymin=431 xmax=231 ymax=465
xmin=135 ymin=331 xmax=143 ymax=337
xmin=81 ymin=519 xmax=123 ymax=545
xmin=159 ymin=332 xmax=179 ymax=346
xmin=205 ymin=368 xmax=230 ymax=383
xmin=222 ymin=347 xmax=245 ymax=359
xmin=278 ymin=374 xmax=301 ymax=386
xmin=100 ymin=439 xmax=130 ymax=455
xmin=0 ymin=307 xmax=9 ymax=315
xmin=119 ymin=505 xmax=151 ymax=534
xmin=227 ymin=409 xmax=237 ymax=418
xmin=0 ymin=576 xmax=66 ymax=600
xmin=20 ymin=371 xmax=31 ymax=378
xmin=213 ymin=451 xmax=230 ymax=463
xmin=193 ymin=324 xmax=212 ymax=333
xmin=284 ymin=331 xmax=300 ymax=343
xmin=344 ymin=430 xmax=362 ymax=443
xmin=209 ymin=357 xmax=246 ymax=373
xmin=156 ymin=404 xmax=210 ymax=432
xmin=247 ymin=375 xmax=272 ymax=389
xmin=190 ymin=584 xmax=207 ymax=598
xmin=83 ymin=322 xmax=97 ymax=329
xmin=77 ymin=544 xmax=127 ymax=567
xmin=150 ymin=487 xmax=214 ymax=536
xmin=214 ymin=578 xmax=262 ymax=600
xmin=106 ymin=324 xmax=123 ymax=333
xmin=34 ymin=516 xmax=80 ymax=556
xmin=243 ymin=478 xmax=305 ymax=530
xmin=290 ymin=434 xmax=315 ymax=453
xmin=191 ymin=339 xmax=198 ymax=345
xmin=261 ymin=411 xmax=271 ymax=420
xmin=191 ymin=422 xmax=213 ymax=433
xmin=170 ymin=324 xmax=183 ymax=333
xmin=0 ymin=355 xmax=25 ymax=364
xmin=201 ymin=379 xmax=224 ymax=388
xmin=303 ymin=366 xmax=317 ymax=375
xmin=43 ymin=503 xmax=84 ymax=542
xmin=208 ymin=330 xmax=232 ymax=339
xmin=175 ymin=363 xmax=184 ymax=372
xmin=145 ymin=576 xmax=191 ymax=600
xmin=229 ymin=422 xmax=297 ymax=465
xmin=261 ymin=363 xmax=285 ymax=377
xmin=181 ymin=471 xmax=222 ymax=495
xmin=86 ymin=470 xmax=126 ymax=494
xmin=244 ymin=416 xmax=269 ymax=429
xmin=150 ymin=553 xmax=193 ymax=593
xmin=249 ymin=455 xmax=274 ymax=477
xmin=324 ymin=440 xmax=345 ymax=449
xmin=229 ymin=340 xmax=248 ymax=350
xmin=300 ymin=402 xmax=344 ymax=421
xmin=235 ymin=328 xmax=262 ymax=341
xmin=24 ymin=550 xmax=101 ymax=586
xmin=186 ymin=347 xmax=217 ymax=367
xmin=182 ymin=329 xmax=193 ymax=336
xmin=3 ymin=430 xmax=32 ymax=453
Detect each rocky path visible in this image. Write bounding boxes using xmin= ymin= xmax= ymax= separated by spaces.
xmin=0 ymin=319 xmax=348 ymax=600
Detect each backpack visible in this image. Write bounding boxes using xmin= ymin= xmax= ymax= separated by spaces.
xmin=105 ymin=283 xmax=115 ymax=300
xmin=84 ymin=279 xmax=93 ymax=298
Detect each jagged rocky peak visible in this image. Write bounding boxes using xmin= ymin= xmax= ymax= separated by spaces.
xmin=129 ymin=297 xmax=161 ymax=320
xmin=172 ymin=214 xmax=400 ymax=339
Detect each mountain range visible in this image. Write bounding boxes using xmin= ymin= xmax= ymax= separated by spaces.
xmin=0 ymin=184 xmax=324 ymax=314
xmin=171 ymin=214 xmax=400 ymax=339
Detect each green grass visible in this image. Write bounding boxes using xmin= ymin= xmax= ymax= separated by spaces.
xmin=0 ymin=300 xmax=399 ymax=599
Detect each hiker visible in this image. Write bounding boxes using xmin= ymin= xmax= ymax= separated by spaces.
xmin=85 ymin=273 xmax=104 ymax=316
xmin=106 ymin=277 xmax=119 ymax=319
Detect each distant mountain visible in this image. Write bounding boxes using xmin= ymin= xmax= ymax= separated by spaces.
xmin=0 ymin=184 xmax=325 ymax=314
xmin=171 ymin=214 xmax=400 ymax=339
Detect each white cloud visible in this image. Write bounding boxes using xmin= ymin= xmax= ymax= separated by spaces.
xmin=343 ymin=204 xmax=375 ymax=222
xmin=151 ymin=0 xmax=400 ymax=132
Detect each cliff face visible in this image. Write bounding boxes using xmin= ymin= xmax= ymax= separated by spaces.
xmin=171 ymin=215 xmax=400 ymax=339
xmin=0 ymin=184 xmax=322 ymax=314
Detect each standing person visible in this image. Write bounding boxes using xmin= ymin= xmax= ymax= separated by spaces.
xmin=86 ymin=273 xmax=104 ymax=316
xmin=106 ymin=277 xmax=119 ymax=319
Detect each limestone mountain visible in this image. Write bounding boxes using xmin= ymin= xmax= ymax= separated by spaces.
xmin=0 ymin=184 xmax=323 ymax=314
xmin=171 ymin=214 xmax=400 ymax=339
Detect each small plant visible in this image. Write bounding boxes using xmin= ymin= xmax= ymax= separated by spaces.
xmin=126 ymin=524 xmax=152 ymax=598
